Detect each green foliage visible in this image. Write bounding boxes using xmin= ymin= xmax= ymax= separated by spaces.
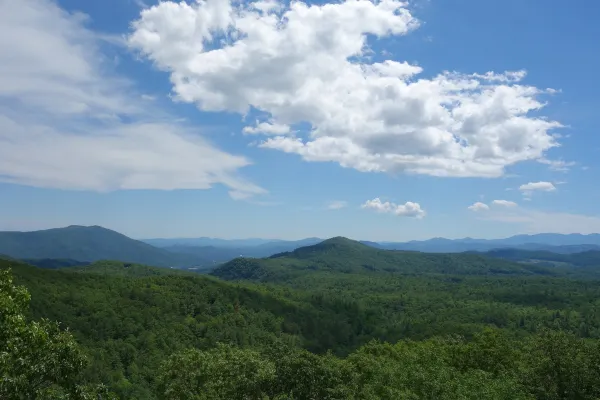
xmin=484 ymin=248 xmax=600 ymax=271
xmin=6 ymin=235 xmax=600 ymax=399
xmin=157 ymin=332 xmax=600 ymax=400
xmin=0 ymin=268 xmax=111 ymax=399
xmin=214 ymin=237 xmax=557 ymax=282
xmin=157 ymin=344 xmax=276 ymax=399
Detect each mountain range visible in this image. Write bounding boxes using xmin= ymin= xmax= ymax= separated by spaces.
xmin=2 ymin=225 xmax=600 ymax=269
xmin=0 ymin=226 xmax=206 ymax=268
xmin=211 ymin=237 xmax=558 ymax=282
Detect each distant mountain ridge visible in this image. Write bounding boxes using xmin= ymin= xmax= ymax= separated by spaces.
xmin=144 ymin=237 xmax=323 ymax=248
xmin=373 ymin=234 xmax=600 ymax=253
xmin=0 ymin=225 xmax=207 ymax=268
xmin=3 ymin=226 xmax=600 ymax=271
xmin=211 ymin=237 xmax=555 ymax=282
xmin=146 ymin=233 xmax=600 ymax=254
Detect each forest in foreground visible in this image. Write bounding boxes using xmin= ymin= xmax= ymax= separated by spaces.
xmin=3 ymin=238 xmax=600 ymax=399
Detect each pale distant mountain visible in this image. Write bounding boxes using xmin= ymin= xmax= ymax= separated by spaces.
xmin=373 ymin=234 xmax=600 ymax=253
xmin=143 ymin=237 xmax=282 ymax=248
xmin=162 ymin=238 xmax=325 ymax=263
xmin=3 ymin=226 xmax=600 ymax=270
xmin=0 ymin=226 xmax=208 ymax=268
xmin=144 ymin=236 xmax=323 ymax=249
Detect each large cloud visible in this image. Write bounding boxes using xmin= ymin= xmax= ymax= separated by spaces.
xmin=129 ymin=0 xmax=562 ymax=178
xmin=0 ymin=0 xmax=264 ymax=198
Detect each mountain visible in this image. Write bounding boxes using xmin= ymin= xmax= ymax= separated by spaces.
xmin=374 ymin=233 xmax=600 ymax=253
xmin=143 ymin=237 xmax=280 ymax=248
xmin=162 ymin=238 xmax=325 ymax=263
xmin=143 ymin=236 xmax=323 ymax=249
xmin=147 ymin=233 xmax=600 ymax=261
xmin=212 ymin=237 xmax=555 ymax=282
xmin=480 ymin=248 xmax=600 ymax=268
xmin=0 ymin=225 xmax=208 ymax=268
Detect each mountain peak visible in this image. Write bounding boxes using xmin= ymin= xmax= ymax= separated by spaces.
xmin=270 ymin=236 xmax=371 ymax=260
xmin=320 ymin=236 xmax=360 ymax=245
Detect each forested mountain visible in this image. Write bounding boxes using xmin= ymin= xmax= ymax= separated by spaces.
xmin=481 ymin=248 xmax=600 ymax=268
xmin=0 ymin=225 xmax=208 ymax=268
xmin=211 ymin=237 xmax=556 ymax=282
xmin=5 ymin=247 xmax=600 ymax=398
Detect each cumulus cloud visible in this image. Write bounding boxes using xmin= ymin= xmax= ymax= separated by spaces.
xmin=0 ymin=0 xmax=263 ymax=198
xmin=327 ymin=200 xmax=348 ymax=210
xmin=519 ymin=181 xmax=557 ymax=197
xmin=492 ymin=199 xmax=518 ymax=207
xmin=129 ymin=0 xmax=562 ymax=178
xmin=361 ymin=198 xmax=425 ymax=218
xmin=243 ymin=121 xmax=291 ymax=135
xmin=468 ymin=202 xmax=489 ymax=212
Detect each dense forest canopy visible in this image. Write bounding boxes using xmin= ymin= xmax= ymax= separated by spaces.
xmin=3 ymin=237 xmax=600 ymax=398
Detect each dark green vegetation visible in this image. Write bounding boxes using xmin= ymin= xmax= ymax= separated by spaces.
xmin=4 ymin=237 xmax=600 ymax=398
xmin=213 ymin=237 xmax=558 ymax=281
xmin=0 ymin=225 xmax=210 ymax=268
xmin=0 ymin=268 xmax=110 ymax=399
xmin=482 ymin=248 xmax=600 ymax=268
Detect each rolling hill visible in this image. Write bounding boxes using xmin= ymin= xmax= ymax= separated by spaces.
xmin=376 ymin=234 xmax=600 ymax=253
xmin=0 ymin=225 xmax=208 ymax=268
xmin=211 ymin=237 xmax=556 ymax=282
xmin=480 ymin=248 xmax=600 ymax=268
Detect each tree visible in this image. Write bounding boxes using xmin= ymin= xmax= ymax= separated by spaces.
xmin=0 ymin=268 xmax=110 ymax=399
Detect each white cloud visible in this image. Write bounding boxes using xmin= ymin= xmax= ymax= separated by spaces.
xmin=243 ymin=121 xmax=291 ymax=135
xmin=492 ymin=199 xmax=518 ymax=207
xmin=361 ymin=198 xmax=425 ymax=218
xmin=327 ymin=200 xmax=348 ymax=210
xmin=0 ymin=0 xmax=263 ymax=198
xmin=537 ymin=158 xmax=575 ymax=172
xmin=519 ymin=181 xmax=557 ymax=197
xmin=468 ymin=202 xmax=489 ymax=212
xmin=129 ymin=0 xmax=562 ymax=179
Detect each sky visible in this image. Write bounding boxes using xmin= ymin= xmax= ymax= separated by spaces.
xmin=1 ymin=0 xmax=599 ymax=241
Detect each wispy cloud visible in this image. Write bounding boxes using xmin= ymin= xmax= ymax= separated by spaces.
xmin=537 ymin=158 xmax=575 ymax=172
xmin=479 ymin=207 xmax=600 ymax=234
xmin=519 ymin=181 xmax=557 ymax=198
xmin=492 ymin=200 xmax=518 ymax=207
xmin=0 ymin=0 xmax=264 ymax=200
xmin=327 ymin=200 xmax=348 ymax=210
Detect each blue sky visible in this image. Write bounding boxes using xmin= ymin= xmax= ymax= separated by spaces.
xmin=1 ymin=0 xmax=599 ymax=241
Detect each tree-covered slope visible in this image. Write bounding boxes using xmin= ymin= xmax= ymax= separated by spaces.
xmin=0 ymin=225 xmax=207 ymax=268
xmin=5 ymin=257 xmax=600 ymax=399
xmin=482 ymin=248 xmax=600 ymax=268
xmin=212 ymin=237 xmax=555 ymax=282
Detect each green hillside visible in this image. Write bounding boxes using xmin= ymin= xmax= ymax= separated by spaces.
xmin=483 ymin=248 xmax=600 ymax=268
xmin=5 ymin=239 xmax=600 ymax=398
xmin=213 ymin=237 xmax=555 ymax=282
xmin=0 ymin=225 xmax=207 ymax=268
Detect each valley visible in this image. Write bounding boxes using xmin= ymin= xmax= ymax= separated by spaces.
xmin=3 ymin=227 xmax=600 ymax=398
